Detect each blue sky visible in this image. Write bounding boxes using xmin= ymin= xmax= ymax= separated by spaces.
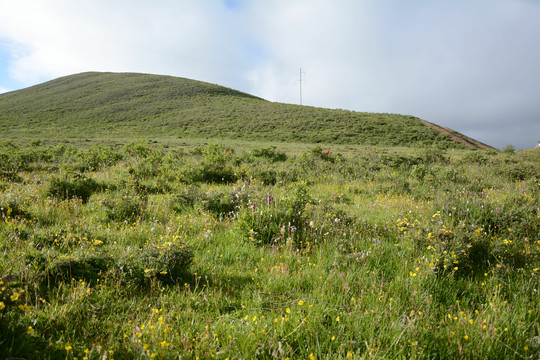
xmin=1 ymin=0 xmax=539 ymax=149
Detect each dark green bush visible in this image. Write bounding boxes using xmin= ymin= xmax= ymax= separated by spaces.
xmin=237 ymin=183 xmax=311 ymax=246
xmin=200 ymin=189 xmax=237 ymax=216
xmin=249 ymin=146 xmax=287 ymax=162
xmin=66 ymin=145 xmax=123 ymax=172
xmin=46 ymin=254 xmax=112 ymax=284
xmin=169 ymin=186 xmax=200 ymax=213
xmin=117 ymin=242 xmax=193 ymax=285
xmin=0 ymin=198 xmax=30 ymax=221
xmin=252 ymin=169 xmax=277 ymax=185
xmin=103 ymin=194 xmax=147 ymax=222
xmin=46 ymin=175 xmax=99 ymax=203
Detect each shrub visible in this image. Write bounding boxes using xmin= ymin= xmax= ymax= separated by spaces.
xmin=252 ymin=169 xmax=277 ymax=185
xmin=103 ymin=194 xmax=147 ymax=223
xmin=46 ymin=174 xmax=99 ymax=203
xmin=237 ymin=206 xmax=291 ymax=245
xmin=249 ymin=146 xmax=287 ymax=162
xmin=46 ymin=254 xmax=113 ymax=284
xmin=169 ymin=186 xmax=200 ymax=213
xmin=66 ymin=145 xmax=123 ymax=172
xmin=200 ymin=189 xmax=238 ymax=217
xmin=117 ymin=241 xmax=193 ymax=286
xmin=34 ymin=242 xmax=193 ymax=287
xmin=237 ymin=183 xmax=311 ymax=247
xmin=0 ymin=198 xmax=30 ymax=221
xmin=187 ymin=144 xmax=238 ymax=183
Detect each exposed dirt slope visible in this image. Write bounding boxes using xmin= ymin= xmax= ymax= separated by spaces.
xmin=419 ymin=119 xmax=496 ymax=150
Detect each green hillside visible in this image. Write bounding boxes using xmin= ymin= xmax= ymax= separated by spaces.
xmin=0 ymin=72 xmax=486 ymax=148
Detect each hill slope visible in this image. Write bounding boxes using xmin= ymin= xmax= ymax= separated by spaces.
xmin=0 ymin=72 xmax=490 ymax=149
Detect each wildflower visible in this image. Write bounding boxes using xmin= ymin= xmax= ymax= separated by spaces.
xmin=27 ymin=326 xmax=35 ymax=335
xmin=65 ymin=345 xmax=73 ymax=351
xmin=298 ymin=300 xmax=304 ymax=306
xmin=286 ymin=308 xmax=291 ymax=313
xmin=10 ymin=293 xmax=19 ymax=301
xmin=463 ymin=335 xmax=469 ymax=340
xmin=0 ymin=302 xmax=4 ymax=310
xmin=331 ymin=335 xmax=336 ymax=341
xmin=347 ymin=352 xmax=353 ymax=358
xmin=309 ymin=354 xmax=315 ymax=360
xmin=336 ymin=316 xmax=340 ymax=322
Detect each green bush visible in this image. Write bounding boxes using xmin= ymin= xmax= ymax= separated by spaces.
xmin=169 ymin=186 xmax=200 ymax=213
xmin=103 ymin=194 xmax=147 ymax=223
xmin=0 ymin=198 xmax=30 ymax=221
xmin=248 ymin=146 xmax=287 ymax=162
xmin=237 ymin=183 xmax=311 ymax=246
xmin=46 ymin=253 xmax=113 ymax=284
xmin=117 ymin=242 xmax=193 ymax=286
xmin=46 ymin=174 xmax=99 ymax=203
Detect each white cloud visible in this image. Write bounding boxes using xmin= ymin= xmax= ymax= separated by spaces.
xmin=0 ymin=0 xmax=539 ymax=149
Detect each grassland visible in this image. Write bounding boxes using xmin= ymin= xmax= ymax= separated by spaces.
xmin=0 ymin=139 xmax=538 ymax=359
xmin=0 ymin=72 xmax=489 ymax=150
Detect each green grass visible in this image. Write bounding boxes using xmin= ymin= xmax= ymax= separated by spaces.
xmin=0 ymin=72 xmax=488 ymax=149
xmin=0 ymin=140 xmax=538 ymax=359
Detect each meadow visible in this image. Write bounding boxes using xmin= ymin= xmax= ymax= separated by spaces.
xmin=0 ymin=139 xmax=538 ymax=359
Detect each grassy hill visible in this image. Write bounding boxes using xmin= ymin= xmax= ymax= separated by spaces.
xmin=0 ymin=72 xmax=490 ymax=149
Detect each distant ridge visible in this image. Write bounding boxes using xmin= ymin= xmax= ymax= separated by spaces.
xmin=0 ymin=72 xmax=494 ymax=149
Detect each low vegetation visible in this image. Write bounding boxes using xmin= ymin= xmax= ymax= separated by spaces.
xmin=0 ymin=140 xmax=538 ymax=359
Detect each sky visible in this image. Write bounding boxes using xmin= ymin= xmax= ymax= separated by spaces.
xmin=1 ymin=0 xmax=539 ymax=149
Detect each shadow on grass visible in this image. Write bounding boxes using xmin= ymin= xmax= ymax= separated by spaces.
xmin=0 ymin=314 xmax=65 ymax=360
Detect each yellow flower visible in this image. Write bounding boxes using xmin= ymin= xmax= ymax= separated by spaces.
xmin=298 ymin=300 xmax=304 ymax=306
xmin=347 ymin=352 xmax=353 ymax=358
xmin=336 ymin=316 xmax=340 ymax=322
xmin=286 ymin=308 xmax=291 ymax=313
xmin=0 ymin=301 xmax=5 ymax=310
xmin=309 ymin=354 xmax=315 ymax=360
xmin=65 ymin=345 xmax=73 ymax=351
xmin=463 ymin=335 xmax=469 ymax=340
xmin=27 ymin=326 xmax=35 ymax=335
xmin=10 ymin=293 xmax=19 ymax=301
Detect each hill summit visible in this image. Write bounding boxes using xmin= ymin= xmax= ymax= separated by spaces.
xmin=0 ymin=72 xmax=492 ymax=149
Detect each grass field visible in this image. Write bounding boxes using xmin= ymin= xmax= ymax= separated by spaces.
xmin=0 ymin=139 xmax=538 ymax=359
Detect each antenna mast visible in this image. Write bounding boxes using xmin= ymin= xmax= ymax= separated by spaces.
xmin=297 ymin=68 xmax=305 ymax=105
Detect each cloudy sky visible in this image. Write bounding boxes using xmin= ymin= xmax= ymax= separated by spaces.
xmin=1 ymin=0 xmax=539 ymax=149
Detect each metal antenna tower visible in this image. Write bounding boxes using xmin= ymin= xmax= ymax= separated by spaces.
xmin=296 ymin=68 xmax=305 ymax=105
